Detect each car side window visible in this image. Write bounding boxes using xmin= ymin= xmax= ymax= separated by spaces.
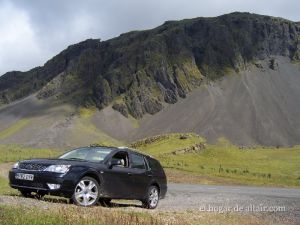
xmin=131 ymin=153 xmax=146 ymax=170
xmin=111 ymin=151 xmax=129 ymax=168
xmin=148 ymin=158 xmax=161 ymax=171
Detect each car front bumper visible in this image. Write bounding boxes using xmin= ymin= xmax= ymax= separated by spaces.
xmin=9 ymin=169 xmax=77 ymax=197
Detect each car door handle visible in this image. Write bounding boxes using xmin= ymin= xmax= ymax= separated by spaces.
xmin=128 ymin=172 xmax=132 ymax=176
xmin=148 ymin=174 xmax=153 ymax=177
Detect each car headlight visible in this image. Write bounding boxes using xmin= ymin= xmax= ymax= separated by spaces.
xmin=44 ymin=165 xmax=71 ymax=173
xmin=12 ymin=162 xmax=19 ymax=169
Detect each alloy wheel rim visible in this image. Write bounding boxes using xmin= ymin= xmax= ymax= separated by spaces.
xmin=75 ymin=179 xmax=98 ymax=206
xmin=149 ymin=188 xmax=159 ymax=208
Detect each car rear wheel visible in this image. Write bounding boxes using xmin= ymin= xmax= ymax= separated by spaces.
xmin=72 ymin=177 xmax=100 ymax=207
xmin=142 ymin=185 xmax=159 ymax=209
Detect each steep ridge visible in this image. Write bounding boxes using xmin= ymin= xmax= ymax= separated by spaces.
xmin=1 ymin=12 xmax=300 ymax=118
xmin=0 ymin=12 xmax=300 ymax=147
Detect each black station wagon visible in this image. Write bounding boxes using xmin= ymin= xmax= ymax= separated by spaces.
xmin=9 ymin=146 xmax=167 ymax=209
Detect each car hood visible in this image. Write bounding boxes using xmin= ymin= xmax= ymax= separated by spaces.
xmin=18 ymin=158 xmax=105 ymax=167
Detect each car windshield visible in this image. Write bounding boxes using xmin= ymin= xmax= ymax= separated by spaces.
xmin=59 ymin=147 xmax=113 ymax=163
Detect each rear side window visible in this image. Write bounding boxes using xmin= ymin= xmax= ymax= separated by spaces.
xmin=131 ymin=153 xmax=146 ymax=169
xmin=148 ymin=158 xmax=162 ymax=171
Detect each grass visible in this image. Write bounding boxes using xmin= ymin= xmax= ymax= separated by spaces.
xmin=1 ymin=133 xmax=300 ymax=188
xmin=0 ymin=136 xmax=296 ymax=225
xmin=78 ymin=107 xmax=97 ymax=119
xmin=0 ymin=145 xmax=60 ymax=163
xmin=0 ymin=205 xmax=160 ymax=225
xmin=0 ymin=176 xmax=17 ymax=196
xmin=135 ymin=134 xmax=300 ymax=188
xmin=0 ymin=145 xmax=61 ymax=196
xmin=131 ymin=133 xmax=205 ymax=155
xmin=0 ymin=205 xmax=277 ymax=225
xmin=0 ymin=119 xmax=30 ymax=139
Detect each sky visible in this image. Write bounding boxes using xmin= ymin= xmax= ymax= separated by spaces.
xmin=0 ymin=0 xmax=299 ymax=75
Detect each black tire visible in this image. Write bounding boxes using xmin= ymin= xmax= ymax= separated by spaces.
xmin=19 ymin=189 xmax=32 ymax=198
xmin=142 ymin=185 xmax=160 ymax=209
xmin=99 ymin=198 xmax=112 ymax=207
xmin=35 ymin=191 xmax=46 ymax=199
xmin=71 ymin=176 xmax=100 ymax=207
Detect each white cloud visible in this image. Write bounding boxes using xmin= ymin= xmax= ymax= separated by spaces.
xmin=0 ymin=1 xmax=44 ymax=74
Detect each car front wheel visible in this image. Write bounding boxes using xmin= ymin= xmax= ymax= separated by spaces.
xmin=142 ymin=185 xmax=159 ymax=209
xmin=72 ymin=176 xmax=100 ymax=207
xmin=19 ymin=189 xmax=32 ymax=198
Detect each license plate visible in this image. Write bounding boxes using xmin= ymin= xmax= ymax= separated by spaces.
xmin=15 ymin=173 xmax=34 ymax=181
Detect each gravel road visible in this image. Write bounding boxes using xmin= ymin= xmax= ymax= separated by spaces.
xmin=160 ymin=183 xmax=300 ymax=224
xmin=1 ymin=182 xmax=299 ymax=224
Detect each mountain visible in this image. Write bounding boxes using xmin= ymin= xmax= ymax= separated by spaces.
xmin=0 ymin=12 xmax=300 ymax=147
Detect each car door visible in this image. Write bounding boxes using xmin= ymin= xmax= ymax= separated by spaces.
xmin=101 ymin=151 xmax=132 ymax=199
xmin=128 ymin=153 xmax=151 ymax=199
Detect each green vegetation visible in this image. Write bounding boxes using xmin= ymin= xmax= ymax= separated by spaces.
xmin=0 ymin=119 xmax=30 ymax=139
xmin=0 ymin=176 xmax=17 ymax=196
xmin=1 ymin=133 xmax=300 ymax=188
xmin=131 ymin=133 xmax=205 ymax=155
xmin=0 ymin=135 xmax=297 ymax=224
xmin=135 ymin=134 xmax=300 ymax=187
xmin=0 ymin=145 xmax=60 ymax=163
xmin=78 ymin=107 xmax=97 ymax=119
xmin=0 ymin=205 xmax=162 ymax=225
xmin=0 ymin=145 xmax=60 ymax=196
xmin=0 ymin=205 xmax=273 ymax=225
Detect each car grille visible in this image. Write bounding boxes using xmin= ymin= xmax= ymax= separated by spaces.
xmin=19 ymin=163 xmax=48 ymax=171
xmin=31 ymin=182 xmax=45 ymax=188
xmin=16 ymin=180 xmax=46 ymax=189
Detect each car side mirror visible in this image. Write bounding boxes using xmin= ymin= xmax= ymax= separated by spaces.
xmin=109 ymin=159 xmax=122 ymax=168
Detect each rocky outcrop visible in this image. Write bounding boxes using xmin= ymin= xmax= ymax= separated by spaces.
xmin=0 ymin=39 xmax=101 ymax=105
xmin=112 ymin=103 xmax=128 ymax=117
xmin=130 ymin=134 xmax=171 ymax=148
xmin=1 ymin=13 xmax=300 ymax=118
xmin=169 ymin=143 xmax=206 ymax=155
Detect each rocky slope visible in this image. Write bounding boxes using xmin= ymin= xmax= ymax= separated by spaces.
xmin=130 ymin=57 xmax=300 ymax=146
xmin=0 ymin=12 xmax=300 ymax=147
xmin=1 ymin=12 xmax=300 ymax=118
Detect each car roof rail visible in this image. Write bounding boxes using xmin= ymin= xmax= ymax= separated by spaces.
xmin=89 ymin=143 xmax=114 ymax=148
